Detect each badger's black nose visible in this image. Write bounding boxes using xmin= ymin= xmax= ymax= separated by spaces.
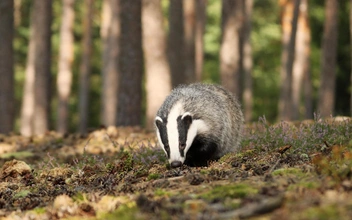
xmin=170 ymin=161 xmax=182 ymax=168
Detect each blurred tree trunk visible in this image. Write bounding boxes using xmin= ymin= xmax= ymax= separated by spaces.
xmin=168 ymin=0 xmax=185 ymax=87
xmin=142 ymin=0 xmax=171 ymax=130
xmin=195 ymin=0 xmax=206 ymax=81
xmin=21 ymin=0 xmax=52 ymax=136
xmin=14 ymin=0 xmax=21 ymax=27
xmin=220 ymin=0 xmax=242 ymax=97
xmin=318 ymin=0 xmax=338 ymax=117
xmin=351 ymin=0 xmax=352 ymax=116
xmin=278 ymin=0 xmax=300 ymax=121
xmin=57 ymin=0 xmax=75 ymax=134
xmin=301 ymin=0 xmax=313 ymax=119
xmin=241 ymin=0 xmax=253 ymax=122
xmin=79 ymin=0 xmax=93 ymax=134
xmin=117 ymin=0 xmax=143 ymax=126
xmin=101 ymin=0 xmax=120 ymax=127
xmin=0 ymin=0 xmax=14 ymax=134
xmin=183 ymin=0 xmax=196 ymax=83
xmin=292 ymin=0 xmax=310 ymax=120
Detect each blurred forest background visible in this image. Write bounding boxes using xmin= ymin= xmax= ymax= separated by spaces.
xmin=0 ymin=0 xmax=351 ymax=136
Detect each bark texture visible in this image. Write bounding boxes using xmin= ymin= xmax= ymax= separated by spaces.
xmin=79 ymin=0 xmax=93 ymax=133
xmin=318 ymin=0 xmax=338 ymax=117
xmin=0 ymin=0 xmax=14 ymax=133
xmin=241 ymin=0 xmax=253 ymax=122
xmin=278 ymin=0 xmax=300 ymax=121
xmin=101 ymin=0 xmax=120 ymax=126
xmin=57 ymin=0 xmax=75 ymax=133
xmin=20 ymin=0 xmax=52 ymax=136
xmin=168 ymin=0 xmax=185 ymax=87
xmin=117 ymin=0 xmax=143 ymax=126
xmin=220 ymin=0 xmax=242 ymax=97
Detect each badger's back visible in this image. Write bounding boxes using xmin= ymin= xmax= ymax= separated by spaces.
xmin=156 ymin=83 xmax=244 ymax=166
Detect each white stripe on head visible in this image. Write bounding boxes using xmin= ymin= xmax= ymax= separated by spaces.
xmin=184 ymin=119 xmax=209 ymax=155
xmin=166 ymin=101 xmax=184 ymax=163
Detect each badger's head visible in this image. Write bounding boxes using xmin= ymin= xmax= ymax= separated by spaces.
xmin=155 ymin=102 xmax=208 ymax=168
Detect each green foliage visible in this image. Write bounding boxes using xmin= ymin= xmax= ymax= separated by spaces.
xmin=201 ymin=183 xmax=258 ymax=201
xmin=147 ymin=173 xmax=160 ymax=180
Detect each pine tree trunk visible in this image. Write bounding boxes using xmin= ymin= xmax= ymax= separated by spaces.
xmin=142 ymin=0 xmax=172 ymax=130
xmin=318 ymin=0 xmax=338 ymax=117
xmin=79 ymin=0 xmax=93 ymax=134
xmin=21 ymin=0 xmax=52 ymax=136
xmin=241 ymin=0 xmax=253 ymax=122
xmin=220 ymin=0 xmax=242 ymax=97
xmin=195 ymin=0 xmax=206 ymax=82
xmin=0 ymin=0 xmax=14 ymax=134
xmin=302 ymin=0 xmax=312 ymax=119
xmin=33 ymin=0 xmax=52 ymax=135
xmin=101 ymin=0 xmax=120 ymax=127
xmin=278 ymin=0 xmax=300 ymax=121
xmin=350 ymin=0 xmax=352 ymax=116
xmin=183 ymin=0 xmax=196 ymax=83
xmin=57 ymin=0 xmax=75 ymax=134
xmin=168 ymin=0 xmax=185 ymax=87
xmin=117 ymin=0 xmax=143 ymax=126
xmin=292 ymin=0 xmax=309 ymax=120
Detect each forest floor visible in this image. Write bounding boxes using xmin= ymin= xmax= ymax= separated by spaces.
xmin=0 ymin=117 xmax=352 ymax=220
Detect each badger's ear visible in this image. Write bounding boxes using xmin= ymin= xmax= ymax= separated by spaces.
xmin=155 ymin=116 xmax=163 ymax=129
xmin=181 ymin=112 xmax=192 ymax=126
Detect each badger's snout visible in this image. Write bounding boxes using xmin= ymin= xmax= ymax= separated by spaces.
xmin=170 ymin=160 xmax=182 ymax=168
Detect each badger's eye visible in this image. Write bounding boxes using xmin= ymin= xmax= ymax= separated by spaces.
xmin=180 ymin=143 xmax=186 ymax=150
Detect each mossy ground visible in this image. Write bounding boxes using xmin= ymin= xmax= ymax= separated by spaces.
xmin=0 ymin=118 xmax=352 ymax=219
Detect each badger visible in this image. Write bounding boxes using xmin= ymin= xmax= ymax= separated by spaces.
xmin=155 ymin=83 xmax=244 ymax=168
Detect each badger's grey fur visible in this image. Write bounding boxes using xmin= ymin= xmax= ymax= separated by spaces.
xmin=155 ymin=83 xmax=244 ymax=168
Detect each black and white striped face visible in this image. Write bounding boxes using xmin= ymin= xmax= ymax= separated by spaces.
xmin=155 ymin=102 xmax=208 ymax=168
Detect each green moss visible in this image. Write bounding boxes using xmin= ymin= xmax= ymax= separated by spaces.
xmin=154 ymin=188 xmax=171 ymax=197
xmin=31 ymin=207 xmax=46 ymax=214
xmin=99 ymin=202 xmax=141 ymax=220
xmin=14 ymin=190 xmax=31 ymax=199
xmin=147 ymin=173 xmax=160 ymax=180
xmin=272 ymin=168 xmax=305 ymax=177
xmin=0 ymin=151 xmax=34 ymax=159
xmin=200 ymin=183 xmax=258 ymax=201
xmin=300 ymin=205 xmax=341 ymax=220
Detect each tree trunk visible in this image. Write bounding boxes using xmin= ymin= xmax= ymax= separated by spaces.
xmin=34 ymin=0 xmax=52 ymax=135
xmin=302 ymin=0 xmax=312 ymax=119
xmin=117 ymin=0 xmax=143 ymax=126
xmin=278 ymin=0 xmax=300 ymax=121
xmin=292 ymin=0 xmax=310 ymax=120
xmin=142 ymin=0 xmax=172 ymax=130
xmin=242 ymin=0 xmax=253 ymax=122
xmin=350 ymin=0 xmax=352 ymax=116
xmin=220 ymin=0 xmax=242 ymax=97
xmin=101 ymin=0 xmax=120 ymax=127
xmin=183 ymin=0 xmax=196 ymax=84
xmin=318 ymin=0 xmax=338 ymax=117
xmin=21 ymin=0 xmax=52 ymax=136
xmin=57 ymin=0 xmax=75 ymax=134
xmin=241 ymin=0 xmax=253 ymax=122
xmin=79 ymin=0 xmax=93 ymax=134
xmin=0 ymin=0 xmax=14 ymax=134
xmin=195 ymin=0 xmax=206 ymax=82
xmin=168 ymin=0 xmax=185 ymax=87
xmin=14 ymin=0 xmax=21 ymax=27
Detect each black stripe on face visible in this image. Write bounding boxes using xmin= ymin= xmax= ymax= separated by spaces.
xmin=155 ymin=119 xmax=170 ymax=158
xmin=177 ymin=114 xmax=192 ymax=157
